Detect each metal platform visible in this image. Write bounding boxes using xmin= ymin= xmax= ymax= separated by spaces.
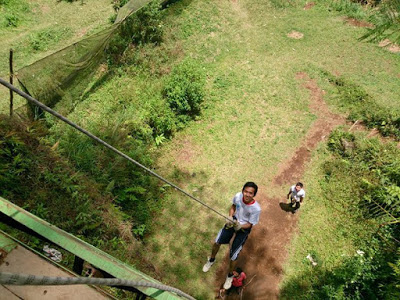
xmin=0 ymin=196 xmax=185 ymax=300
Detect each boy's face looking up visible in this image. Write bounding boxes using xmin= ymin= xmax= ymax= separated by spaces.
xmin=295 ymin=185 xmax=302 ymax=192
xmin=242 ymin=186 xmax=256 ymax=204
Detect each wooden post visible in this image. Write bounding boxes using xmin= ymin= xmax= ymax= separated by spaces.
xmin=9 ymin=49 xmax=14 ymax=117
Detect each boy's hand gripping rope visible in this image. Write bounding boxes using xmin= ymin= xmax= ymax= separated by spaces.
xmin=0 ymin=78 xmax=233 ymax=224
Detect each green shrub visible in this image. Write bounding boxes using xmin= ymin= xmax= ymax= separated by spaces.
xmin=4 ymin=12 xmax=19 ymax=27
xmin=0 ymin=0 xmax=30 ymax=28
xmin=323 ymin=131 xmax=399 ymax=297
xmin=163 ymin=59 xmax=205 ymax=125
xmin=148 ymin=99 xmax=177 ymax=138
xmin=0 ymin=123 xmax=33 ymax=198
xmin=51 ymin=119 xmax=163 ymax=238
xmin=387 ymin=249 xmax=400 ymax=299
xmin=327 ymin=129 xmax=356 ymax=156
xmin=0 ymin=116 xmax=105 ymax=236
xmin=107 ymin=0 xmax=164 ymax=64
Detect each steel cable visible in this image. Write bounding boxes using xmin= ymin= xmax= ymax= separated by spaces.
xmin=0 ymin=272 xmax=195 ymax=300
xmin=0 ymin=78 xmax=232 ymax=223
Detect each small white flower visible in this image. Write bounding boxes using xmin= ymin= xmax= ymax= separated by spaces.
xmin=356 ymin=250 xmax=365 ymax=256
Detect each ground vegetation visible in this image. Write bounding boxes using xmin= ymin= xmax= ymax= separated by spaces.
xmin=0 ymin=0 xmax=399 ymax=299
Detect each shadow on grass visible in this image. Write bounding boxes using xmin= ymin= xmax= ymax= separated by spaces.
xmin=81 ymin=70 xmax=114 ymax=102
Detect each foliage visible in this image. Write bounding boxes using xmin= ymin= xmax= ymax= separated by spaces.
xmin=283 ymin=130 xmax=400 ymax=299
xmin=0 ymin=0 xmax=30 ymax=28
xmin=322 ymin=71 xmax=400 ymax=139
xmin=324 ymin=131 xmax=399 ymax=297
xmin=0 ymin=116 xmax=104 ymax=235
xmin=387 ymin=249 xmax=400 ymax=299
xmin=54 ymin=122 xmax=162 ymax=237
xmin=326 ymin=0 xmax=370 ymax=20
xmin=163 ymin=59 xmax=205 ymax=125
xmin=107 ymin=0 xmax=164 ymax=64
xmin=29 ymin=28 xmax=72 ymax=51
xmin=320 ymin=0 xmax=400 ymax=44
xmin=361 ymin=0 xmax=400 ymax=44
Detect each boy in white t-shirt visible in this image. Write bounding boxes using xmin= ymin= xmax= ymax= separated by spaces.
xmin=286 ymin=182 xmax=305 ymax=214
xmin=202 ymin=182 xmax=261 ymax=290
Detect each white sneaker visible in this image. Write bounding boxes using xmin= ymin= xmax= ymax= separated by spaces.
xmin=202 ymin=257 xmax=215 ymax=272
xmin=223 ymin=274 xmax=234 ymax=289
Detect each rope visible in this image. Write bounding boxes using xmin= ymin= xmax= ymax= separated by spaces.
xmin=0 ymin=78 xmax=232 ymax=223
xmin=0 ymin=272 xmax=195 ymax=300
xmin=239 ymin=275 xmax=256 ymax=300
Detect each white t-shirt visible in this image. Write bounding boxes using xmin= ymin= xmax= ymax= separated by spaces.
xmin=232 ymin=192 xmax=261 ymax=225
xmin=290 ymin=185 xmax=305 ymax=202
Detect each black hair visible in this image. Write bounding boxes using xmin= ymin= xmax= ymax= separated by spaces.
xmin=235 ymin=267 xmax=243 ymax=274
xmin=296 ymin=182 xmax=303 ymax=188
xmin=242 ymin=182 xmax=258 ymax=196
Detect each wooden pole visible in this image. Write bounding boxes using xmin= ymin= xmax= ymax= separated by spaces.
xmin=9 ymin=49 xmax=14 ymax=117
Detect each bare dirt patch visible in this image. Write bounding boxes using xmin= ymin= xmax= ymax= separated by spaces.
xmin=78 ymin=28 xmax=88 ymax=38
xmin=287 ymin=31 xmax=304 ymax=39
xmin=304 ymin=2 xmax=316 ymax=10
xmin=348 ymin=120 xmax=399 ymax=147
xmin=214 ymin=73 xmax=346 ymax=299
xmin=41 ymin=5 xmax=51 ymax=14
xmin=388 ymin=44 xmax=400 ymax=54
xmin=175 ymin=137 xmax=201 ymax=164
xmin=379 ymin=39 xmax=392 ymax=47
xmin=378 ymin=39 xmax=400 ymax=53
xmin=344 ymin=17 xmax=373 ymax=28
xmin=274 ymin=73 xmax=346 ymax=185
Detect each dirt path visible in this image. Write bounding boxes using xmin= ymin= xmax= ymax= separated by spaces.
xmin=214 ymin=73 xmax=346 ymax=299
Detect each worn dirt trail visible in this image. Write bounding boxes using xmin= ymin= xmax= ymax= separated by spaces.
xmin=214 ymin=73 xmax=346 ymax=299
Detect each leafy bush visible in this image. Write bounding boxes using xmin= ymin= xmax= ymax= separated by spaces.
xmin=107 ymin=0 xmax=164 ymax=64
xmin=325 ymin=130 xmax=400 ymax=296
xmin=4 ymin=13 xmax=19 ymax=27
xmin=51 ymin=117 xmax=164 ymax=237
xmin=387 ymin=249 xmax=400 ymax=299
xmin=148 ymin=99 xmax=177 ymax=138
xmin=0 ymin=0 xmax=30 ymax=28
xmin=163 ymin=59 xmax=205 ymax=125
xmin=0 ymin=122 xmax=33 ymax=198
xmin=0 ymin=116 xmax=104 ymax=235
xmin=327 ymin=130 xmax=356 ymax=156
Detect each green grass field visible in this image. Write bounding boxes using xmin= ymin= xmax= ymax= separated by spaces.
xmin=0 ymin=0 xmax=114 ymax=112
xmin=1 ymin=0 xmax=399 ymax=299
xmin=143 ymin=1 xmax=399 ymax=298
